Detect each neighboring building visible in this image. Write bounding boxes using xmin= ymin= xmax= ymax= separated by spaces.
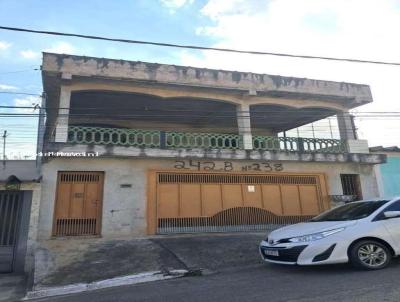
xmin=371 ymin=146 xmax=400 ymax=198
xmin=0 ymin=160 xmax=40 ymax=274
xmin=37 ymin=52 xmax=385 ymax=240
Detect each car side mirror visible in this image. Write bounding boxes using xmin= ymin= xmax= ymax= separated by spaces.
xmin=383 ymin=211 xmax=400 ymax=219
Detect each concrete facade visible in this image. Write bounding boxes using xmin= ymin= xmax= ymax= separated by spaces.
xmin=37 ymin=52 xmax=384 ymax=241
xmin=37 ymin=157 xmax=379 ymax=240
xmin=44 ymin=143 xmax=385 ymax=164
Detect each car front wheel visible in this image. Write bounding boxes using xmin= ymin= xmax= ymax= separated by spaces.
xmin=349 ymin=240 xmax=392 ymax=270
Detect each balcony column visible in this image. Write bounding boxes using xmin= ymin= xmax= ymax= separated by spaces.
xmin=337 ymin=111 xmax=357 ymax=140
xmin=337 ymin=111 xmax=370 ymax=153
xmin=54 ymin=85 xmax=71 ymax=142
xmin=237 ymin=104 xmax=253 ymax=150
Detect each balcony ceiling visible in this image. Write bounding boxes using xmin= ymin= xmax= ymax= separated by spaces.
xmin=70 ymin=91 xmax=338 ymax=132
xmin=250 ymin=104 xmax=337 ymax=132
xmin=70 ymin=91 xmax=237 ymax=130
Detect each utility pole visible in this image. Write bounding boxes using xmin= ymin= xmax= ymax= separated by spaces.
xmin=2 ymin=130 xmax=8 ymax=166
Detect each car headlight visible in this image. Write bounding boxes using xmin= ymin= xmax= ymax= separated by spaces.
xmin=288 ymin=228 xmax=345 ymax=243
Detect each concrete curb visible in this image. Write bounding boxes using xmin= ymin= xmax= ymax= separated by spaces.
xmin=24 ymin=269 xmax=189 ymax=300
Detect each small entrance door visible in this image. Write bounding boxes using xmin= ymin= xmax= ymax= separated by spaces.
xmin=53 ymin=172 xmax=104 ymax=237
xmin=0 ymin=191 xmax=23 ymax=273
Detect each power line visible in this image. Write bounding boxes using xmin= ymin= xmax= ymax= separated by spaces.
xmin=3 ymin=104 xmax=400 ymax=116
xmin=0 ymin=67 xmax=39 ymax=75
xmin=1 ymin=25 xmax=400 ymax=66
xmin=2 ymin=114 xmax=400 ymax=123
xmin=1 ymin=113 xmax=400 ymax=119
xmin=0 ymin=124 xmax=395 ymax=132
xmin=0 ymin=92 xmax=42 ymax=96
xmin=0 ymin=103 xmax=398 ymax=116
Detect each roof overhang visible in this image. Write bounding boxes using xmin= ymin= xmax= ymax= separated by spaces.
xmin=42 ymin=52 xmax=373 ymax=107
xmin=41 ymin=53 xmax=374 ymax=139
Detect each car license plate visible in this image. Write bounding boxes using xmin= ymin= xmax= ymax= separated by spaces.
xmin=264 ymin=249 xmax=279 ymax=256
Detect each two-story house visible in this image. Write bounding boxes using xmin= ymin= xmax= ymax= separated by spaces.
xmin=37 ymin=53 xmax=385 ymax=240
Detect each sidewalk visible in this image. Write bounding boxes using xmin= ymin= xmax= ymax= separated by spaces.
xmin=151 ymin=232 xmax=266 ymax=272
xmin=28 ymin=232 xmax=266 ymax=298
xmin=34 ymin=237 xmax=187 ymax=288
xmin=0 ymin=274 xmax=27 ymax=302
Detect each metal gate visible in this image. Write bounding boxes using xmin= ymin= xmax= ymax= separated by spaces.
xmin=151 ymin=172 xmax=329 ymax=234
xmin=53 ymin=172 xmax=104 ymax=237
xmin=0 ymin=191 xmax=23 ymax=273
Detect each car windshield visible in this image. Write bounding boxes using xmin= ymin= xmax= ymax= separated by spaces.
xmin=311 ymin=200 xmax=390 ymax=222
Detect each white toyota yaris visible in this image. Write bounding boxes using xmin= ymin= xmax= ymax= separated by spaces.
xmin=260 ymin=198 xmax=400 ymax=270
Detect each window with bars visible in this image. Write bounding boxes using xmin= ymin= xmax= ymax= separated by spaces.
xmin=340 ymin=174 xmax=362 ymax=201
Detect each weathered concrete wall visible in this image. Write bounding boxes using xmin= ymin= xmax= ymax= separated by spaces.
xmin=45 ymin=143 xmax=387 ymax=164
xmin=25 ymin=183 xmax=42 ymax=274
xmin=38 ymin=158 xmax=379 ymax=240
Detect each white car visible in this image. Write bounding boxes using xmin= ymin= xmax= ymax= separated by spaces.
xmin=259 ymin=198 xmax=400 ymax=270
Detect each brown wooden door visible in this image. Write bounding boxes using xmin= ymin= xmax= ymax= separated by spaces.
xmin=53 ymin=172 xmax=104 ymax=236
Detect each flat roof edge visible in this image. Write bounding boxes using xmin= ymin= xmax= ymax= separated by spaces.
xmin=42 ymin=52 xmax=370 ymax=88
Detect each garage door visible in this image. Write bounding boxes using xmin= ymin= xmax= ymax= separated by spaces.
xmin=149 ymin=172 xmax=329 ymax=234
xmin=0 ymin=191 xmax=23 ymax=273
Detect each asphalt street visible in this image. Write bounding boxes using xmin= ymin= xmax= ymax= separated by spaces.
xmin=32 ymin=257 xmax=400 ymax=302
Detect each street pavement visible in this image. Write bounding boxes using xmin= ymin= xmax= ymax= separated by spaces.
xmin=34 ymin=232 xmax=266 ymax=287
xmin=31 ymin=256 xmax=400 ymax=302
xmin=0 ymin=274 xmax=27 ymax=302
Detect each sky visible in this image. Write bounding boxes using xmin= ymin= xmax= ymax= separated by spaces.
xmin=0 ymin=0 xmax=400 ymax=158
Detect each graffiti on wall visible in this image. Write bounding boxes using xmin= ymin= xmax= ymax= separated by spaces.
xmin=173 ymin=160 xmax=284 ymax=172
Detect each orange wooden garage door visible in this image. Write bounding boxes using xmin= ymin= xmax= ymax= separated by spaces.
xmin=53 ymin=172 xmax=104 ymax=236
xmin=150 ymin=172 xmax=329 ymax=234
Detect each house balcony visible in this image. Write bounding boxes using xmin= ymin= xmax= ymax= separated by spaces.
xmin=44 ymin=125 xmax=385 ymax=164
xmin=43 ymin=90 xmax=385 ymax=164
xmin=41 ymin=54 xmax=387 ymax=164
xmin=66 ymin=126 xmax=348 ymax=154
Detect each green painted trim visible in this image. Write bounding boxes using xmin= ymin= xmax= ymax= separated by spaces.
xmin=253 ymin=136 xmax=347 ymax=153
xmin=165 ymin=131 xmax=241 ymax=149
xmin=67 ymin=126 xmax=347 ymax=153
xmin=68 ymin=126 xmax=161 ymax=147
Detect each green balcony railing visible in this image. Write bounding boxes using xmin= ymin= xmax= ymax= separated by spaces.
xmin=253 ymin=136 xmax=347 ymax=153
xmin=67 ymin=126 xmax=347 ymax=153
xmin=165 ymin=131 xmax=241 ymax=149
xmin=67 ymin=126 xmax=241 ymax=150
xmin=67 ymin=126 xmax=161 ymax=147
